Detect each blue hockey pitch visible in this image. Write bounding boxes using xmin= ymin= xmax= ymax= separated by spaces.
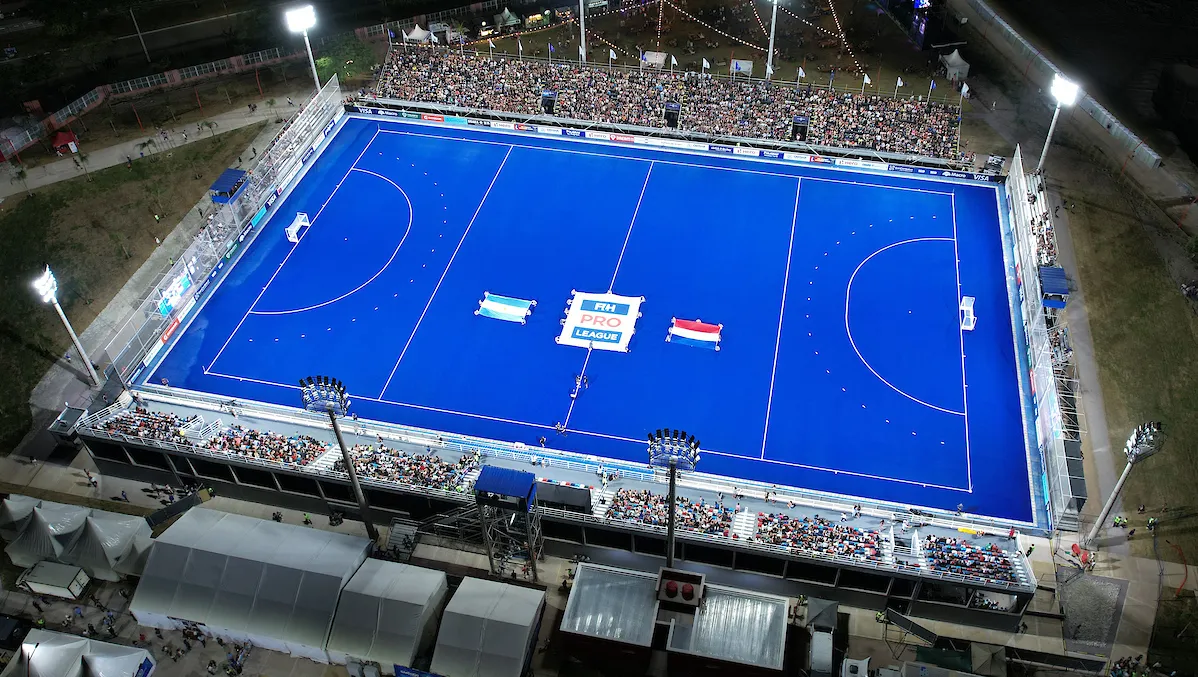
xmin=149 ymin=117 xmax=1035 ymax=522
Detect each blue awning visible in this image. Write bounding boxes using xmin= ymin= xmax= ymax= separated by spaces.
xmin=1039 ymin=266 xmax=1070 ymax=296
xmin=475 ymin=466 xmax=536 ymax=499
xmin=209 ymin=168 xmax=247 ymax=194
xmin=1043 ymin=298 xmax=1067 ymax=309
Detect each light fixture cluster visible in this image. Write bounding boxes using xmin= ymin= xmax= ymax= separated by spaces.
xmin=299 ymin=375 xmax=350 ymax=415
xmin=1124 ymin=421 xmax=1163 ymax=462
xmin=648 ymin=428 xmax=701 ymax=471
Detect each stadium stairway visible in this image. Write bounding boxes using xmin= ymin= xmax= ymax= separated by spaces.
xmin=462 ymin=467 xmax=481 ymax=489
xmin=591 ymin=488 xmax=613 ymax=518
xmin=732 ymin=509 xmax=757 ymax=540
xmin=310 ymin=447 xmax=344 ymax=473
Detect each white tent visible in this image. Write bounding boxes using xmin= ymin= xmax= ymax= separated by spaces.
xmin=327 ymin=560 xmax=448 ymax=673
xmin=0 ymin=629 xmax=154 ymax=677
xmin=642 ymin=51 xmax=669 ymax=69
xmin=0 ymin=495 xmax=39 ymax=541
xmin=403 ymin=25 xmax=432 ymax=43
xmin=6 ymin=504 xmax=89 ymax=568
xmin=940 ymin=49 xmax=970 ymax=80
xmin=430 ymin=577 xmax=545 ymax=677
xmin=130 ymin=508 xmax=369 ymax=663
xmin=61 ymin=515 xmax=152 ymax=582
xmin=113 ymin=534 xmax=153 ymax=579
xmin=493 ymin=8 xmax=521 ymax=27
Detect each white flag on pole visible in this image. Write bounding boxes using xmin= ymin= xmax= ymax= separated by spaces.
xmin=579 ymin=45 xmax=585 ymax=57
xmin=798 ymin=66 xmax=806 ymax=79
xmin=863 ymin=73 xmax=871 ymax=85
xmin=670 ymin=54 xmax=678 ymax=66
xmin=702 ymin=57 xmax=710 ymax=70
xmin=766 ymin=63 xmax=774 ymax=76
xmin=897 ymin=76 xmax=905 ymax=88
xmin=518 ymin=38 xmax=523 ymax=53
xmin=961 ymin=82 xmax=970 ymax=97
xmin=610 ymin=48 xmax=617 ymax=59
xmin=431 ymin=33 xmax=439 ymax=44
xmin=488 ymin=39 xmax=495 ymax=48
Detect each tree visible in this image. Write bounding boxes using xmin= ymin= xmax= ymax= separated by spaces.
xmin=9 ymin=167 xmax=30 ymax=195
xmin=200 ymin=121 xmax=218 ymax=138
xmin=314 ymin=36 xmax=377 ymax=84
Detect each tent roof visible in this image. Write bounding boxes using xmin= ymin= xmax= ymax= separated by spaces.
xmin=431 ymin=577 xmax=544 ymax=677
xmin=495 ymin=8 xmax=520 ymax=25
xmin=404 ymin=25 xmax=431 ymax=41
xmin=209 ymin=168 xmax=246 ymax=193
xmin=62 ymin=515 xmax=151 ymax=582
xmin=941 ymin=49 xmax=969 ymax=67
xmin=807 ymin=598 xmax=839 ymax=631
xmin=1039 ymin=266 xmax=1069 ymax=296
xmin=113 ymin=534 xmax=153 ymax=579
xmin=559 ymin=564 xmax=657 ymax=646
xmin=0 ymin=495 xmax=39 ymax=541
xmin=5 ymin=504 xmax=89 ymax=568
xmin=474 ymin=466 xmax=535 ymax=500
xmin=0 ymin=629 xmax=152 ymax=677
xmin=131 ymin=509 xmax=369 ymax=655
xmin=668 ymin=586 xmax=787 ymax=671
xmin=327 ymin=560 xmax=447 ymax=667
xmin=49 ymin=130 xmax=77 ymax=148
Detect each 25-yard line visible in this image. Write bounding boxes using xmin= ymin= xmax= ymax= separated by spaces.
xmin=760 ymin=179 xmax=802 ymax=459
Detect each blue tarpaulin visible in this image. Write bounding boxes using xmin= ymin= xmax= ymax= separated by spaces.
xmin=1039 ymin=266 xmax=1070 ymax=296
xmin=475 ymin=466 xmax=536 ymax=500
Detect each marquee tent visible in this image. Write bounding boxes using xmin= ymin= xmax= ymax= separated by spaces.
xmin=326 ymin=560 xmax=448 ymax=673
xmin=0 ymin=495 xmax=39 ymax=541
xmin=430 ymin=577 xmax=545 ymax=677
xmin=940 ymin=49 xmax=970 ymax=80
xmin=493 ymin=8 xmax=521 ymax=27
xmin=61 ymin=515 xmax=152 ymax=582
xmin=5 ymin=503 xmax=89 ymax=568
xmin=130 ymin=509 xmax=370 ymax=663
xmin=403 ymin=25 xmax=432 ymax=43
xmin=0 ymin=629 xmax=154 ymax=677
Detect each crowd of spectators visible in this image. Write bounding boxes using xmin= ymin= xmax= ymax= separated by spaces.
xmin=605 ymin=488 xmax=736 ymax=536
xmin=98 ymin=408 xmax=197 ymax=444
xmin=373 ymin=49 xmax=961 ymax=158
xmin=1049 ymin=325 xmax=1072 ymax=368
xmin=204 ymin=425 xmax=326 ymax=466
xmin=923 ymin=534 xmax=1022 ymax=584
xmin=753 ymin=513 xmax=883 ymax=562
xmin=334 ymin=443 xmax=481 ymax=493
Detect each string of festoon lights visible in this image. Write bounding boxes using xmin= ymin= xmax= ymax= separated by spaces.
xmin=663 ymin=0 xmax=766 ymax=51
xmin=749 ymin=1 xmax=769 ymax=38
xmin=822 ymin=0 xmax=864 ymax=74
xmin=776 ymin=4 xmax=836 ymax=37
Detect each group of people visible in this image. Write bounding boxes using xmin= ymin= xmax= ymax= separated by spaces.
xmin=923 ymin=534 xmax=1021 ymax=584
xmin=753 ymin=513 xmax=883 ymax=562
xmin=605 ymin=488 xmax=736 ymax=536
xmin=373 ymin=49 xmax=961 ymax=158
xmin=204 ymin=425 xmax=326 ymax=466
xmin=333 ymin=443 xmax=481 ymax=493
xmin=99 ymin=409 xmax=197 ymax=443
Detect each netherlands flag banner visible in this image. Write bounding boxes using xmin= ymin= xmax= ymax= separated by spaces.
xmin=667 ymin=318 xmax=722 ymax=351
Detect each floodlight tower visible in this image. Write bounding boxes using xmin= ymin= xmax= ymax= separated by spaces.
xmin=1036 ymin=73 xmax=1080 ymax=173
xmin=286 ymin=5 xmax=321 ymax=92
xmin=34 ymin=266 xmax=100 ymax=387
xmin=648 ymin=429 xmax=701 ymax=568
xmin=765 ymin=0 xmax=780 ymax=81
xmin=1085 ymin=421 xmax=1165 ymax=545
xmin=299 ymin=376 xmax=379 ymax=542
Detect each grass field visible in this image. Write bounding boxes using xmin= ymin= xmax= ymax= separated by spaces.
xmin=0 ymin=123 xmax=265 ymax=453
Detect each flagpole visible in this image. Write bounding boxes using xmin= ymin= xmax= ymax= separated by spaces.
xmin=895 ymin=79 xmax=900 ymax=98
xmin=489 ymin=41 xmax=493 ymax=59
xmin=861 ymin=77 xmax=866 ymax=94
xmin=579 ymin=0 xmax=587 ymax=64
xmin=549 ymin=43 xmax=553 ymax=65
xmin=928 ymin=80 xmax=934 ymax=101
xmin=765 ymin=0 xmax=778 ymax=81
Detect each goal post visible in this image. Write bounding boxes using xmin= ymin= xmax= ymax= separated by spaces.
xmin=286 ymin=212 xmax=310 ymax=243
xmin=960 ymin=295 xmax=976 ymax=331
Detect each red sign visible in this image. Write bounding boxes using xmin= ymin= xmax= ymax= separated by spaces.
xmin=421 ymin=114 xmax=444 ymax=122
xmin=612 ymin=134 xmax=634 ymax=143
xmin=161 ymin=317 xmax=181 ymax=344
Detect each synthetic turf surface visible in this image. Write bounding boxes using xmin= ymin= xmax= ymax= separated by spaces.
xmin=149 ymin=117 xmax=1034 ymax=521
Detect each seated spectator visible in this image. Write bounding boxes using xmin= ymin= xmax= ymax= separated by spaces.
xmin=205 ymin=425 xmax=325 ymax=466
xmin=923 ymin=534 xmax=1021 ymax=584
xmin=333 ymin=444 xmax=481 ymax=493
xmin=753 ymin=512 xmax=883 ymax=561
xmin=99 ymin=408 xmax=196 ymax=443
xmin=372 ymin=50 xmax=961 ymax=159
xmin=605 ymin=488 xmax=735 ymax=536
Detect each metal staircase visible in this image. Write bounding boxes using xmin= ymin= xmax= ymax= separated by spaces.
xmin=416 ymin=504 xmax=483 ymax=545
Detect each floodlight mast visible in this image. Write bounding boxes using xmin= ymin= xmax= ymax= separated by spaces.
xmin=648 ymin=429 xmax=700 ymax=568
xmin=300 ymin=376 xmax=380 ymax=542
xmin=34 ymin=267 xmax=100 ymax=387
xmin=1036 ymin=73 xmax=1081 ymax=173
xmin=286 ymin=5 xmax=321 ymax=92
xmin=1085 ymin=422 xmax=1165 ymax=546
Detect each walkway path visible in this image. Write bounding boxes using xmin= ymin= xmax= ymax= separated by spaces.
xmin=0 ymin=89 xmax=309 ymax=200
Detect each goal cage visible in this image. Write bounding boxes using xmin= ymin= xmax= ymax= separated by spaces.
xmin=286 ymin=213 xmax=310 ymax=243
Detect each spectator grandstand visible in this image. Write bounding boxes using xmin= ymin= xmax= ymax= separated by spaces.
xmin=605 ymin=488 xmax=736 ymax=536
xmin=373 ymin=49 xmax=962 ymax=159
xmin=98 ymin=408 xmax=196 ymax=444
xmin=753 ymin=512 xmax=884 ymax=562
xmin=332 ymin=443 xmax=481 ymax=493
xmin=923 ymin=534 xmax=1023 ymax=584
xmin=204 ymin=425 xmax=326 ymax=466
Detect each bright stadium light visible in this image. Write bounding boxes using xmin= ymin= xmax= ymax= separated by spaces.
xmin=648 ymin=429 xmax=701 ymax=568
xmin=1086 ymin=421 xmax=1165 ymax=546
xmin=299 ymin=375 xmax=379 ymax=542
xmin=34 ymin=266 xmax=100 ymax=387
xmin=285 ymin=5 xmax=321 ymax=93
xmin=1037 ymin=73 xmax=1081 ymax=172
